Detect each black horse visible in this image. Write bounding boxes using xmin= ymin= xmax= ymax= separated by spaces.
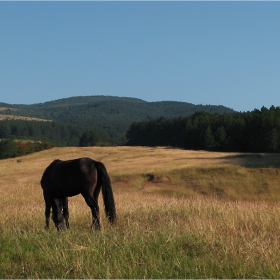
xmin=40 ymin=157 xmax=116 ymax=231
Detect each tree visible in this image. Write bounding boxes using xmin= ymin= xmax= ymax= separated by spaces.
xmin=79 ymin=130 xmax=111 ymax=147
xmin=203 ymin=126 xmax=215 ymax=150
xmin=215 ymin=126 xmax=226 ymax=150
xmin=79 ymin=131 xmax=99 ymax=147
xmin=266 ymin=128 xmax=279 ymax=152
xmin=0 ymin=139 xmax=17 ymax=159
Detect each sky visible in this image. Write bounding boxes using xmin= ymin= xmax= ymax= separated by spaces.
xmin=1 ymin=2 xmax=280 ymax=112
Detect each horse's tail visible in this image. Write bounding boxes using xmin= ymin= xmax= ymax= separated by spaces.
xmin=94 ymin=161 xmax=116 ymax=224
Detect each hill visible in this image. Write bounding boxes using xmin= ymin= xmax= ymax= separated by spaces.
xmin=0 ymin=96 xmax=235 ymax=145
xmin=0 ymin=96 xmax=235 ymax=121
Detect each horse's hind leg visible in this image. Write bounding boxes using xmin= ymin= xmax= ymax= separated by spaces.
xmin=62 ymin=197 xmax=69 ymax=229
xmin=82 ymin=194 xmax=100 ymax=230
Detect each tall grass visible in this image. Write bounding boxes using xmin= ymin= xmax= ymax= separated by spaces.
xmin=0 ymin=147 xmax=280 ymax=278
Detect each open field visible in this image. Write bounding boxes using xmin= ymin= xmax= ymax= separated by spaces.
xmin=0 ymin=146 xmax=280 ymax=278
xmin=0 ymin=107 xmax=17 ymax=111
xmin=0 ymin=114 xmax=52 ymax=122
xmin=0 ymin=107 xmax=51 ymax=121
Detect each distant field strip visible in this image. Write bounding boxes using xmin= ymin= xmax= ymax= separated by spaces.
xmin=0 ymin=114 xmax=51 ymax=122
xmin=0 ymin=107 xmax=17 ymax=111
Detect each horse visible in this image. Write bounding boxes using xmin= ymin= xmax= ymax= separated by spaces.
xmin=40 ymin=157 xmax=116 ymax=231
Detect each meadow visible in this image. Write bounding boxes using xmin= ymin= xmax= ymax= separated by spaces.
xmin=0 ymin=146 xmax=280 ymax=278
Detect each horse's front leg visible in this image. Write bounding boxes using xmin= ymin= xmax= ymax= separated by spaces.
xmin=52 ymin=198 xmax=65 ymax=231
xmin=43 ymin=190 xmax=52 ymax=229
xmin=45 ymin=207 xmax=51 ymax=230
xmin=62 ymin=197 xmax=70 ymax=229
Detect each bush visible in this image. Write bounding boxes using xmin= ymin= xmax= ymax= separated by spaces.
xmin=0 ymin=139 xmax=53 ymax=159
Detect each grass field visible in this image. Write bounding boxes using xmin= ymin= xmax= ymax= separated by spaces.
xmin=0 ymin=114 xmax=52 ymax=121
xmin=0 ymin=108 xmax=51 ymax=121
xmin=0 ymin=146 xmax=280 ymax=278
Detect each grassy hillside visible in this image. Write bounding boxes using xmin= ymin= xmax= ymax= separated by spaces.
xmin=0 ymin=147 xmax=280 ymax=278
xmin=0 ymin=114 xmax=51 ymax=122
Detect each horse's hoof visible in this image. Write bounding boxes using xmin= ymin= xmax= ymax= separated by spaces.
xmin=91 ymin=223 xmax=101 ymax=230
xmin=56 ymin=224 xmax=65 ymax=231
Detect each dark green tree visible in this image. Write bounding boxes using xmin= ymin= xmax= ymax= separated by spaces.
xmin=0 ymin=139 xmax=17 ymax=159
xmin=215 ymin=126 xmax=227 ymax=150
xmin=203 ymin=126 xmax=215 ymax=150
xmin=79 ymin=130 xmax=111 ymax=147
xmin=79 ymin=131 xmax=99 ymax=147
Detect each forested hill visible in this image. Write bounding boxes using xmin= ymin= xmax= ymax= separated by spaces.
xmin=0 ymin=96 xmax=235 ymax=145
xmin=1 ymin=96 xmax=235 ymax=121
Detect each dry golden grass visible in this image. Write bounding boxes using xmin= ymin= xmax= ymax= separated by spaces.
xmin=0 ymin=107 xmax=17 ymax=111
xmin=0 ymin=146 xmax=280 ymax=278
xmin=0 ymin=113 xmax=51 ymax=122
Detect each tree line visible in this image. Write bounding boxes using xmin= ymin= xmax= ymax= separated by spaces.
xmin=1 ymin=106 xmax=279 ymax=160
xmin=0 ymin=139 xmax=52 ymax=159
xmin=0 ymin=120 xmax=83 ymax=146
xmin=0 ymin=120 xmax=113 ymax=159
xmin=126 ymin=106 xmax=280 ymax=153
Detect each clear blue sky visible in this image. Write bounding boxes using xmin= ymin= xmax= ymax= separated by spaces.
xmin=1 ymin=2 xmax=280 ymax=112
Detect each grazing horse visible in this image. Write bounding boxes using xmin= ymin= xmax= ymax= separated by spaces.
xmin=40 ymin=157 xmax=116 ymax=231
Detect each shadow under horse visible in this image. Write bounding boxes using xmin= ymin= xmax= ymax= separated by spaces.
xmin=40 ymin=157 xmax=116 ymax=231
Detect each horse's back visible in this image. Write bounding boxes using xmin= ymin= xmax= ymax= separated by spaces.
xmin=41 ymin=158 xmax=96 ymax=197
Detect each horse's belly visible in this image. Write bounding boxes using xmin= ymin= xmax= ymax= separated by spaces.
xmin=52 ymin=183 xmax=81 ymax=198
xmin=66 ymin=190 xmax=81 ymax=197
